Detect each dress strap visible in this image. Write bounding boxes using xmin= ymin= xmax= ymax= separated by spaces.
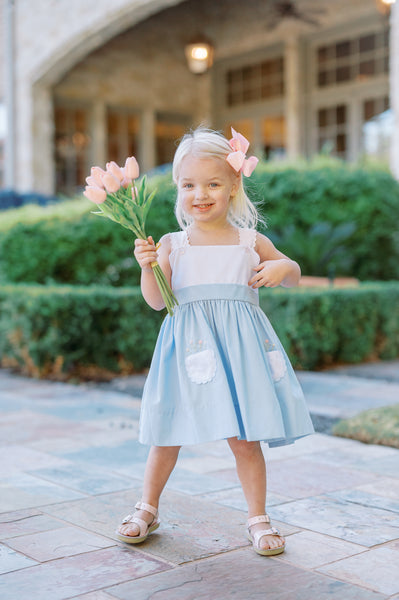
xmin=238 ymin=228 xmax=257 ymax=250
xmin=170 ymin=231 xmax=189 ymax=253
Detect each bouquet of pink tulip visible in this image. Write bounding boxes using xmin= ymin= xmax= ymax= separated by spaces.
xmin=84 ymin=157 xmax=178 ymax=316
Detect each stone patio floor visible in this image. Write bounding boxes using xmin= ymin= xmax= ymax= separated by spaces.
xmin=0 ymin=362 xmax=399 ymax=600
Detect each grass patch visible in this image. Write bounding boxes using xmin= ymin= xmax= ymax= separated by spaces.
xmin=332 ymin=404 xmax=399 ymax=448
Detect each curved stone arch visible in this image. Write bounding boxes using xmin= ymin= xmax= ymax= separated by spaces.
xmin=16 ymin=0 xmax=185 ymax=192
xmin=31 ymin=0 xmax=185 ymax=86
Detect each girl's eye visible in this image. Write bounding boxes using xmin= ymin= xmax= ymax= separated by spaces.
xmin=210 ymin=182 xmax=219 ymax=188
xmin=183 ymin=183 xmax=193 ymax=189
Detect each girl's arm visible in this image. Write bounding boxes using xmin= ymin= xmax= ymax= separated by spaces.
xmin=248 ymin=232 xmax=301 ymax=289
xmin=134 ymin=234 xmax=172 ymax=310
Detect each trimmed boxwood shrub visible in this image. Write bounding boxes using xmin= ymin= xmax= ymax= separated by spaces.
xmin=249 ymin=161 xmax=399 ymax=280
xmin=0 ymin=282 xmax=398 ymax=378
xmin=0 ymin=161 xmax=398 ymax=286
xmin=259 ymin=282 xmax=399 ymax=369
xmin=0 ymin=284 xmax=164 ymax=377
xmin=0 ymin=180 xmax=177 ymax=287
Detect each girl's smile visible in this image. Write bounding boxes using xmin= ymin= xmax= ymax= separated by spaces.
xmin=193 ymin=202 xmax=214 ymax=211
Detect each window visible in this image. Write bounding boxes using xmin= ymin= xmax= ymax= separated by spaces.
xmin=317 ymin=104 xmax=348 ymax=158
xmin=262 ymin=116 xmax=286 ymax=160
xmin=107 ymin=108 xmax=139 ymax=165
xmin=226 ymin=57 xmax=284 ymax=107
xmin=155 ymin=113 xmax=191 ymax=165
xmin=362 ymin=96 xmax=391 ymax=159
xmin=54 ymin=104 xmax=91 ymax=195
xmin=316 ymin=28 xmax=389 ymax=88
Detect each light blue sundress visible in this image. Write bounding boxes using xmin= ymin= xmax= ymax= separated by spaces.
xmin=139 ymin=229 xmax=314 ymax=447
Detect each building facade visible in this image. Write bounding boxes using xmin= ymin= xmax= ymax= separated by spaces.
xmin=1 ymin=0 xmax=398 ymax=195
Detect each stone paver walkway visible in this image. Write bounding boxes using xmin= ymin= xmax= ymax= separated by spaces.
xmin=0 ymin=364 xmax=399 ymax=600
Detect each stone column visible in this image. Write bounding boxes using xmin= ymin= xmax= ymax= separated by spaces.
xmin=32 ymin=83 xmax=55 ymax=194
xmin=284 ymin=36 xmax=303 ymax=160
xmin=140 ymin=109 xmax=156 ymax=172
xmin=4 ymin=0 xmax=15 ymax=189
xmin=390 ymin=2 xmax=399 ymax=179
xmin=92 ymin=100 xmax=107 ymax=168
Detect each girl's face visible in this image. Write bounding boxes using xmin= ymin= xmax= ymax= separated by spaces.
xmin=177 ymin=154 xmax=239 ymax=228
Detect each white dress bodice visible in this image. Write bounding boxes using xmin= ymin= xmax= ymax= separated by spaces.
xmin=169 ymin=229 xmax=260 ymax=291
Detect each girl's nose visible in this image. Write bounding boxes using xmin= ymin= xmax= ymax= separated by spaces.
xmin=196 ymin=187 xmax=208 ymax=200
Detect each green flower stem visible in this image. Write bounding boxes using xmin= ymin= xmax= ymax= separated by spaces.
xmin=152 ymin=262 xmax=178 ymax=316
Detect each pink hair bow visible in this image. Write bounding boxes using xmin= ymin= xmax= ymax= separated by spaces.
xmin=226 ymin=128 xmax=259 ymax=177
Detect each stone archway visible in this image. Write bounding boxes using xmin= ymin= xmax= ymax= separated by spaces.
xmin=13 ymin=0 xmax=185 ymax=192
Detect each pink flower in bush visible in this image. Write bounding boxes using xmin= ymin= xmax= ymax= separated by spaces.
xmin=124 ymin=156 xmax=140 ymax=180
xmin=102 ymin=172 xmax=121 ymax=193
xmin=83 ymin=186 xmax=107 ymax=204
xmin=106 ymin=161 xmax=125 ymax=181
xmin=90 ymin=166 xmax=106 ymax=187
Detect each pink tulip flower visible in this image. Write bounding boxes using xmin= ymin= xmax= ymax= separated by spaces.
xmin=86 ymin=175 xmax=102 ymax=188
xmin=106 ymin=161 xmax=125 ymax=181
xmin=91 ymin=166 xmax=106 ymax=187
xmin=102 ymin=172 xmax=121 ymax=193
xmin=83 ymin=186 xmax=107 ymax=204
xmin=121 ymin=176 xmax=133 ymax=189
xmin=124 ymin=156 xmax=140 ymax=180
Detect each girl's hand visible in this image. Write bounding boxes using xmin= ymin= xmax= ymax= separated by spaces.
xmin=134 ymin=236 xmax=158 ymax=272
xmin=249 ymin=259 xmax=291 ymax=289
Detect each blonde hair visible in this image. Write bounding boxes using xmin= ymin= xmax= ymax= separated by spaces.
xmin=172 ymin=127 xmax=260 ymax=230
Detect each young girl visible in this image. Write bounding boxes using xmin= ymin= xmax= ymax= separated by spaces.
xmin=116 ymin=127 xmax=314 ymax=556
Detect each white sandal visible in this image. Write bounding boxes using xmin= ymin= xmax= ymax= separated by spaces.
xmin=247 ymin=514 xmax=285 ymax=556
xmin=115 ymin=501 xmax=160 ymax=544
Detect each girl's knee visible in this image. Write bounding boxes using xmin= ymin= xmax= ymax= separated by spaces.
xmin=152 ymin=445 xmax=181 ymax=457
xmin=228 ymin=437 xmax=261 ymax=458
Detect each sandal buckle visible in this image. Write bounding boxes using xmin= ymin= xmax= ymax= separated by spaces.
xmin=121 ymin=514 xmax=132 ymax=524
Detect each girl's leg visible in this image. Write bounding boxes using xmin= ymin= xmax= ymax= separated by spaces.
xmin=227 ymin=437 xmax=284 ymax=551
xmin=119 ymin=444 xmax=181 ymax=537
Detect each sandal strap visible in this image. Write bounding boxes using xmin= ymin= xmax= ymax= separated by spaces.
xmin=247 ymin=514 xmax=271 ymax=528
xmin=120 ymin=514 xmax=157 ymax=537
xmin=252 ymin=527 xmax=281 ymax=547
xmin=135 ymin=501 xmax=159 ymax=518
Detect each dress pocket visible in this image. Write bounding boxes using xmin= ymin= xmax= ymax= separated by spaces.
xmin=267 ymin=350 xmax=287 ymax=383
xmin=185 ymin=349 xmax=217 ymax=385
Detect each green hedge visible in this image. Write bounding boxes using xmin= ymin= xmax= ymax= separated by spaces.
xmin=258 ymin=282 xmax=399 ymax=369
xmin=0 ymin=284 xmax=164 ymax=377
xmin=0 ymin=282 xmax=398 ymax=378
xmin=250 ymin=161 xmax=399 ymax=280
xmin=1 ymin=162 xmax=398 ymax=286
xmin=0 ymin=176 xmax=177 ymax=287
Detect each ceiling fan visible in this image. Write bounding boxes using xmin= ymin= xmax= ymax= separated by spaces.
xmin=266 ymin=0 xmax=327 ymax=29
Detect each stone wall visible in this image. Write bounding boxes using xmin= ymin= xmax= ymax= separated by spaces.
xmin=391 ymin=3 xmax=399 ymax=179
xmin=0 ymin=0 xmax=5 ymax=100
